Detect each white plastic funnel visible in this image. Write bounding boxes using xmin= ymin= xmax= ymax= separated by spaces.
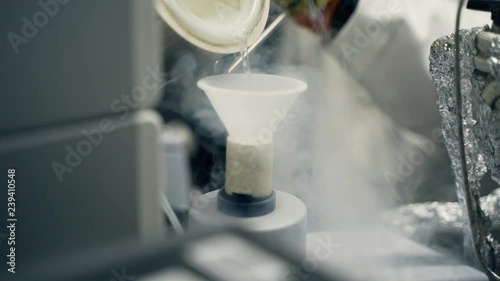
xmin=197 ymin=74 xmax=307 ymax=141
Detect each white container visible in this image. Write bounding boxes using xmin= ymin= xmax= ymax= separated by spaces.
xmin=190 ymin=190 xmax=308 ymax=257
xmin=191 ymin=74 xmax=308 ymax=256
xmin=155 ymin=0 xmax=270 ymax=54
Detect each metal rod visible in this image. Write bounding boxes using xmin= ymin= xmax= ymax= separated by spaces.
xmin=226 ymin=12 xmax=288 ymax=74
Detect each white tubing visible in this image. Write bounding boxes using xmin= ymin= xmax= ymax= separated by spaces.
xmin=159 ymin=191 xmax=185 ymax=235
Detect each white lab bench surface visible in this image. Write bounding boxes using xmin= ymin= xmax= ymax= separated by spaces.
xmin=307 ymin=230 xmax=488 ymax=281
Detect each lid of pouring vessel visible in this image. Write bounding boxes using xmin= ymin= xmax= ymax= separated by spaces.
xmin=156 ymin=0 xmax=270 ymax=54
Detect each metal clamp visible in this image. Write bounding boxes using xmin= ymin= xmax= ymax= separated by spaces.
xmin=474 ymin=30 xmax=500 ymax=110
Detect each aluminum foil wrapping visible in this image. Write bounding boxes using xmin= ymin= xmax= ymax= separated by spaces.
xmin=385 ymin=27 xmax=500 ymax=273
xmin=383 ymin=188 xmax=500 ymax=238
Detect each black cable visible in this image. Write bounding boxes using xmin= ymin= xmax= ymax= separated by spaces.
xmin=455 ymin=1 xmax=500 ymax=279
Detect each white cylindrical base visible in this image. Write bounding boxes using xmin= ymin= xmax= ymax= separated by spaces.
xmin=189 ymin=190 xmax=308 ymax=256
xmin=225 ymin=137 xmax=273 ymax=198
